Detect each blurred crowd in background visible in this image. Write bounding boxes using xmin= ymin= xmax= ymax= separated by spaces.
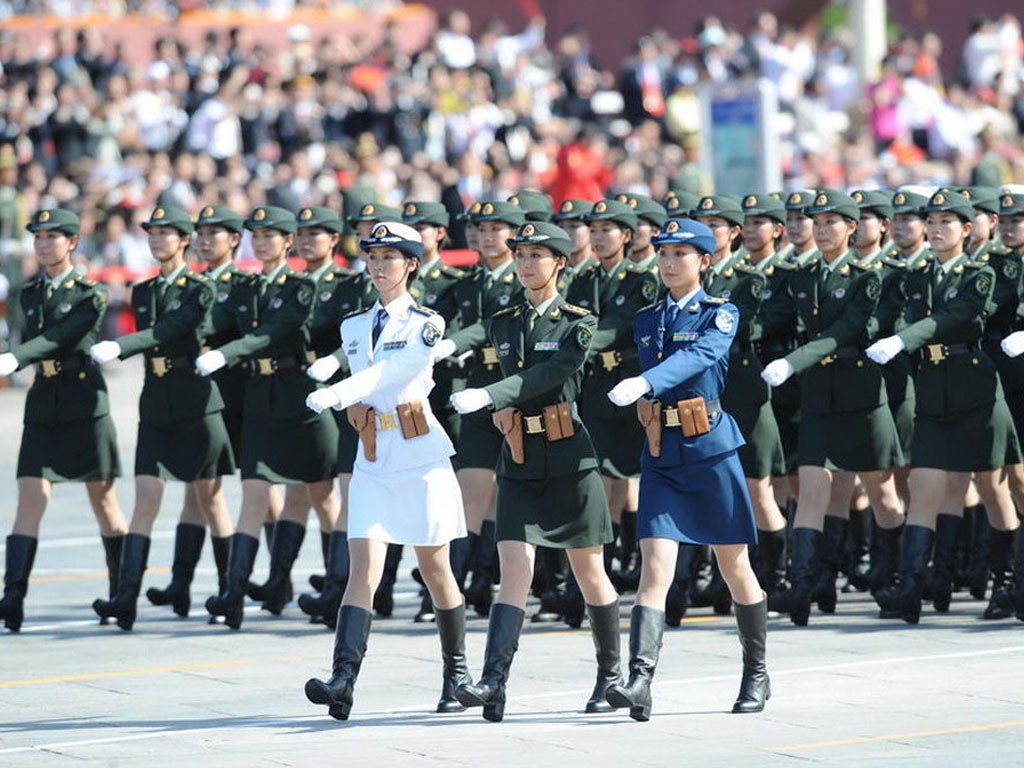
xmin=0 ymin=6 xmax=1021 ymax=298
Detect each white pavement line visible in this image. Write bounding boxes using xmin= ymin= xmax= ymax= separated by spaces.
xmin=1 ymin=644 xmax=1022 ymax=755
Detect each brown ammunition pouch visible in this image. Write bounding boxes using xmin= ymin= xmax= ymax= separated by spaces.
xmin=636 ymin=399 xmax=663 ymax=458
xmin=346 ymin=403 xmax=377 ymax=462
xmin=665 ymin=396 xmax=715 ymax=438
xmin=542 ymin=402 xmax=575 ymax=442
xmin=396 ymin=400 xmax=430 ymax=439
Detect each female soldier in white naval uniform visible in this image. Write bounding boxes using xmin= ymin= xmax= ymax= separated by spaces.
xmin=303 ymin=222 xmax=468 ymax=720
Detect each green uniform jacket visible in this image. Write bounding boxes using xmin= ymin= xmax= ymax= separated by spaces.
xmin=117 ymin=270 xmax=223 ymax=426
xmin=874 ymin=250 xmax=929 ymax=405
xmin=203 ymin=264 xmax=256 ymax=413
xmin=897 ymin=256 xmax=1000 ymax=416
xmin=980 ymin=247 xmax=1024 ymax=394
xmin=446 ymin=263 xmax=524 ymax=388
xmin=705 ymin=255 xmax=770 ymax=409
xmin=483 ymin=295 xmax=599 ymax=481
xmin=764 ymin=251 xmax=885 ymax=415
xmin=217 ymin=265 xmax=317 ymax=422
xmin=567 ymin=258 xmax=659 ymax=419
xmin=14 ymin=272 xmax=111 ymax=424
xmin=410 ymin=260 xmax=464 ymax=327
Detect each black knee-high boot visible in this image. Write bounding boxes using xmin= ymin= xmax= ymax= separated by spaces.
xmin=967 ymin=506 xmax=991 ymax=599
xmin=146 ymin=524 xmax=205 ymax=617
xmin=929 ymin=514 xmax=962 ymax=613
xmin=299 ymin=531 xmax=349 ymax=628
xmin=982 ymin=528 xmax=1017 ymax=620
xmin=604 ymin=604 xmax=664 ymax=722
xmin=732 ymin=597 xmax=770 ymax=713
xmin=247 ymin=520 xmax=306 ymax=614
xmin=102 ymin=534 xmax=124 ymax=600
xmin=768 ymin=528 xmax=821 ymax=626
xmin=844 ymin=506 xmax=873 ymax=592
xmin=372 ymin=543 xmax=403 ymax=618
xmin=757 ymin=528 xmax=788 ymax=599
xmin=532 ymin=546 xmax=564 ymax=623
xmin=305 ymin=604 xmax=373 ymax=720
xmin=612 ymin=511 xmax=641 ymax=593
xmin=562 ymin=568 xmax=585 ymax=629
xmin=812 ymin=516 xmax=847 ymax=614
xmin=208 ymin=535 xmax=231 ymax=625
xmin=1013 ymin=530 xmax=1024 ymax=622
xmin=434 ymin=603 xmax=472 ymax=712
xmin=666 ymin=543 xmax=696 ymax=627
xmin=455 ymin=602 xmax=525 ymax=722
xmin=875 ymin=525 xmax=934 ymax=624
xmin=584 ymin=600 xmax=622 ymax=713
xmin=205 ymin=533 xmax=259 ymax=629
xmin=0 ymin=535 xmax=38 ymax=632
xmin=464 ymin=521 xmax=496 ymax=617
xmin=92 ymin=533 xmax=151 ymax=631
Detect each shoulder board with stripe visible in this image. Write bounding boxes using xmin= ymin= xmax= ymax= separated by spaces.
xmin=343 ymin=307 xmax=372 ymax=319
xmin=491 ymin=305 xmax=518 ymax=318
xmin=560 ymin=302 xmax=591 ymax=317
xmin=411 ymin=304 xmax=438 ymax=317
xmin=701 ymin=296 xmax=728 ymax=305
xmin=881 ymin=256 xmax=906 ymax=269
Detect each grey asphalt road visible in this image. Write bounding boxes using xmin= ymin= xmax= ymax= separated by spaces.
xmin=1 ymin=360 xmax=1023 ymax=767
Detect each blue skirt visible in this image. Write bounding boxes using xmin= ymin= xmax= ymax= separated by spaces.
xmin=638 ymin=449 xmax=757 ymax=545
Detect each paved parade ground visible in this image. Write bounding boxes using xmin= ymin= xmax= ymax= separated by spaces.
xmin=1 ymin=361 xmax=1022 ymax=767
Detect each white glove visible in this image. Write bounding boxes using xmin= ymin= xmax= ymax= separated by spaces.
xmin=761 ymin=358 xmax=795 ymax=387
xmin=307 ymin=355 xmax=341 ymax=382
xmin=306 ymin=388 xmax=343 ymax=414
xmin=607 ymin=376 xmax=653 ymax=406
xmin=1002 ymin=331 xmax=1024 ymax=359
xmin=432 ymin=338 xmax=458 ymax=362
xmin=0 ymin=352 xmax=17 ymax=377
xmin=196 ymin=350 xmax=227 ymax=376
xmin=450 ymin=388 xmax=493 ymax=414
xmin=865 ymin=336 xmax=905 ymax=366
xmin=89 ymin=340 xmax=121 ymax=365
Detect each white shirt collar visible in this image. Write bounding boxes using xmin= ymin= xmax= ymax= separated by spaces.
xmin=375 ymin=291 xmax=415 ymax=318
xmin=672 ymin=286 xmax=701 ymax=311
xmin=531 ymin=294 xmax=559 ymax=317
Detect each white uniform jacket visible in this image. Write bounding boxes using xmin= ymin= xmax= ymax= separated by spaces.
xmin=329 ymin=292 xmax=454 ymax=474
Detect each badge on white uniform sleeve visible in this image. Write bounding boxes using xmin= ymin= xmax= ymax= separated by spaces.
xmin=714 ymin=309 xmax=735 ymax=333
xmin=421 ymin=321 xmax=442 ymax=346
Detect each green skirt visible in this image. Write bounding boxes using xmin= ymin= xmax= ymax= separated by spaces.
xmin=911 ymin=401 xmax=1020 ymax=472
xmin=241 ymin=410 xmax=339 ymax=483
xmin=17 ymin=415 xmax=121 ymax=482
xmin=135 ymin=413 xmax=236 ymax=481
xmin=335 ymin=415 xmax=358 ymax=475
xmin=770 ymin=400 xmax=800 ymax=475
xmin=732 ymin=401 xmax=786 ymax=479
xmin=798 ymin=405 xmax=903 ymax=472
xmin=585 ymin=412 xmax=644 ymax=478
xmin=455 ymin=412 xmax=503 ymax=470
xmin=889 ymin=396 xmax=915 ymax=465
xmin=496 ymin=468 xmax=612 ymax=548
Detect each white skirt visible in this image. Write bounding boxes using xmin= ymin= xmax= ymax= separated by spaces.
xmin=347 ymin=458 xmax=466 ymax=546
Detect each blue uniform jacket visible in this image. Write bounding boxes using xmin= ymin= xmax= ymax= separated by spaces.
xmin=635 ymin=289 xmax=745 ymax=467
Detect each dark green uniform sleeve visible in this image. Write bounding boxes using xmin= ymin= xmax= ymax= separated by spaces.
xmin=117 ymin=280 xmax=213 ymax=359
xmin=785 ymin=270 xmax=881 ymax=373
xmin=897 ymin=266 xmax=994 ymax=353
xmin=13 ymin=287 xmax=106 ymax=368
xmin=484 ymin=314 xmax=596 ymax=410
xmin=447 ymin=320 xmax=489 ymax=354
xmin=217 ymin=280 xmax=314 ymax=367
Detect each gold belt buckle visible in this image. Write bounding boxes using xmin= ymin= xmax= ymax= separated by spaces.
xmin=926 ymin=344 xmax=945 ymax=363
xmin=599 ymin=350 xmax=619 ymax=371
xmin=257 ymin=358 xmax=276 ymax=376
xmin=481 ymin=346 xmax=499 ymax=366
xmin=664 ymin=407 xmax=681 ymax=428
xmin=523 ymin=415 xmax=545 ymax=434
xmin=820 ymin=355 xmax=835 ymax=366
xmin=150 ymin=356 xmax=168 ymax=377
xmin=40 ymin=359 xmax=60 ymax=378
xmin=377 ymin=412 xmax=397 ymax=431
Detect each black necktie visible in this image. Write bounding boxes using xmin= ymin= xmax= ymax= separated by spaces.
xmin=372 ymin=309 xmax=388 ymax=347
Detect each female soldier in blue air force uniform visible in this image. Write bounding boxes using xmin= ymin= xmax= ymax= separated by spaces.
xmin=604 ymin=218 xmax=768 ymax=722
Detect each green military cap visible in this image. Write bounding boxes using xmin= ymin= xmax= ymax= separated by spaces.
xmin=347 ymin=202 xmax=402 ymax=226
xmin=141 ymin=205 xmax=194 ymax=235
xmin=958 ymin=186 xmax=1001 ymax=215
xmin=474 ymin=200 xmax=526 ymax=227
xmin=296 ymin=205 xmax=344 ymax=233
xmin=691 ymin=194 xmax=745 ymax=226
xmin=458 ymin=200 xmax=483 ymax=223
xmin=922 ymin=189 xmax=974 ymax=221
xmin=663 ymin=189 xmax=701 ymax=212
xmin=999 ymin=192 xmax=1024 ymax=216
xmin=402 ymin=201 xmax=450 ymax=227
xmin=618 ymin=193 xmax=667 ymax=228
xmin=852 ymin=190 xmax=894 ymax=220
xmin=583 ymin=199 xmax=638 ymax=230
xmin=740 ymin=193 xmax=786 ymax=223
xmin=784 ymin=190 xmax=814 ymax=212
xmin=552 ymin=199 xmax=593 ymax=222
xmin=507 ymin=190 xmax=553 ymax=222
xmin=195 ymin=205 xmax=244 ymax=233
xmin=26 ymin=208 xmax=80 ymax=235
xmin=245 ymin=205 xmax=297 ymax=234
xmin=806 ymin=189 xmax=860 ymax=221
xmin=891 ymin=190 xmax=930 ymax=215
xmin=506 ymin=221 xmax=571 ymax=258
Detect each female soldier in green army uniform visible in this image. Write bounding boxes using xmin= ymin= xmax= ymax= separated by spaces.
xmin=619 ymin=193 xmax=666 ymax=271
xmin=89 ymin=206 xmax=235 ymax=631
xmin=145 ymin=205 xmax=245 ymax=618
xmin=760 ymin=190 xmax=906 ymax=626
xmin=196 ymin=205 xmax=337 ymax=629
xmin=434 ymin=201 xmax=526 ymax=617
xmin=246 ymin=206 xmax=342 ymax=616
xmin=448 ymin=221 xmax=618 ymax=722
xmin=868 ymin=190 xmax=1021 ymax=624
xmin=0 ymin=208 xmax=128 ymax=632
